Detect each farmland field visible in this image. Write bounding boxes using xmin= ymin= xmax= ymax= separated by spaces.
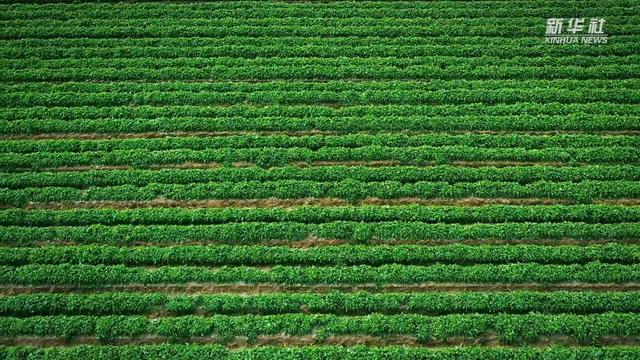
xmin=1 ymin=0 xmax=639 ymax=359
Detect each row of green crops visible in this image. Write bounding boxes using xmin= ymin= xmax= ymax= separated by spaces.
xmin=2 ymin=244 xmax=639 ymax=266
xmin=3 ymin=146 xmax=638 ymax=170
xmin=6 ymin=79 xmax=634 ymax=92
xmin=2 ymin=345 xmax=639 ymax=360
xmin=3 ymin=262 xmax=640 ymax=285
xmin=6 ymin=65 xmax=640 ymax=81
xmin=4 ymin=78 xmax=637 ymax=93
xmin=3 ymin=165 xmax=638 ymax=189
xmin=3 ymin=180 xmax=639 ymax=205
xmin=4 ymin=41 xmax=640 ymax=60
xmin=5 ymin=115 xmax=639 ymax=134
xmin=2 ymin=3 xmax=637 ymax=20
xmin=2 ymin=31 xmax=637 ymax=47
xmin=5 ymin=134 xmax=639 ymax=153
xmin=2 ymin=222 xmax=637 ymax=246
xmin=4 ymin=42 xmax=640 ymax=61
xmin=3 ymin=0 xmax=635 ymax=13
xmin=0 ymin=313 xmax=638 ymax=343
xmin=1 ymin=23 xmax=637 ymax=39
xmin=3 ymin=291 xmax=640 ymax=317
xmin=3 ymin=103 xmax=639 ymax=121
xmin=3 ymin=205 xmax=638 ymax=226
xmin=4 ymin=89 xmax=638 ymax=107
xmin=5 ymin=6 xmax=639 ymax=19
xmin=8 ymin=55 xmax=640 ymax=70
xmin=6 ymin=16 xmax=638 ymax=29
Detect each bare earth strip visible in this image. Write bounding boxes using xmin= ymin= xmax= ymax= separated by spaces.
xmin=3 ymin=282 xmax=640 ymax=295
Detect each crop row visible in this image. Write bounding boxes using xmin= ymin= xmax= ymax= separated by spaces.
xmin=5 ymin=34 xmax=637 ymax=48
xmin=13 ymin=16 xmax=637 ymax=30
xmin=3 ymin=0 xmax=633 ymax=12
xmin=2 ymin=244 xmax=638 ymax=266
xmin=4 ymin=89 xmax=639 ymax=107
xmin=1 ymin=345 xmax=639 ymax=360
xmin=1 ymin=23 xmax=637 ymax=40
xmin=3 ymin=166 xmax=636 ymax=190
xmin=3 ymin=262 xmax=640 ymax=286
xmin=2 ymin=222 xmax=637 ymax=246
xmin=4 ymin=290 xmax=640 ymax=317
xmin=3 ymin=103 xmax=639 ymax=121
xmin=3 ymin=3 xmax=636 ymax=20
xmin=11 ymin=55 xmax=636 ymax=70
xmin=4 ymin=79 xmax=634 ymax=93
xmin=7 ymin=56 xmax=640 ymax=71
xmin=2 ymin=180 xmax=639 ymax=206
xmin=8 ymin=9 xmax=635 ymax=22
xmin=6 ymin=134 xmax=639 ymax=154
xmin=3 ymin=51 xmax=637 ymax=75
xmin=0 ymin=64 xmax=640 ymax=81
xmin=3 ymin=205 xmax=638 ymax=226
xmin=3 ymin=33 xmax=638 ymax=49
xmin=0 ymin=313 xmax=639 ymax=343
xmin=7 ymin=66 xmax=640 ymax=82
xmin=2 ymin=146 xmax=637 ymax=170
xmin=5 ymin=115 xmax=639 ymax=134
xmin=4 ymin=40 xmax=639 ymax=60
xmin=5 ymin=65 xmax=640 ymax=83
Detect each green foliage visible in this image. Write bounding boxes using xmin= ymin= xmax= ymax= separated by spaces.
xmin=2 ymin=291 xmax=640 ymax=317
xmin=2 ymin=180 xmax=639 ymax=206
xmin=4 ymin=133 xmax=639 ymax=153
xmin=2 ymin=204 xmax=638 ymax=226
xmin=2 ymin=145 xmax=638 ymax=170
xmin=2 ymin=165 xmax=638 ymax=189
xmin=0 ymin=313 xmax=639 ymax=345
xmin=1 ymin=262 xmax=639 ymax=286
xmin=1 ymin=0 xmax=639 ymax=354
xmin=0 ymin=222 xmax=637 ymax=246
xmin=2 ymin=344 xmax=640 ymax=360
xmin=1 ymin=244 xmax=637 ymax=266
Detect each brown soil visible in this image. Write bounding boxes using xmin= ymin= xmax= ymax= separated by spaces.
xmin=53 ymin=165 xmax=134 ymax=171
xmin=297 ymin=160 xmax=404 ymax=167
xmin=453 ymin=161 xmax=566 ymax=167
xmin=360 ymin=197 xmax=576 ymax=206
xmin=597 ymin=199 xmax=640 ymax=205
